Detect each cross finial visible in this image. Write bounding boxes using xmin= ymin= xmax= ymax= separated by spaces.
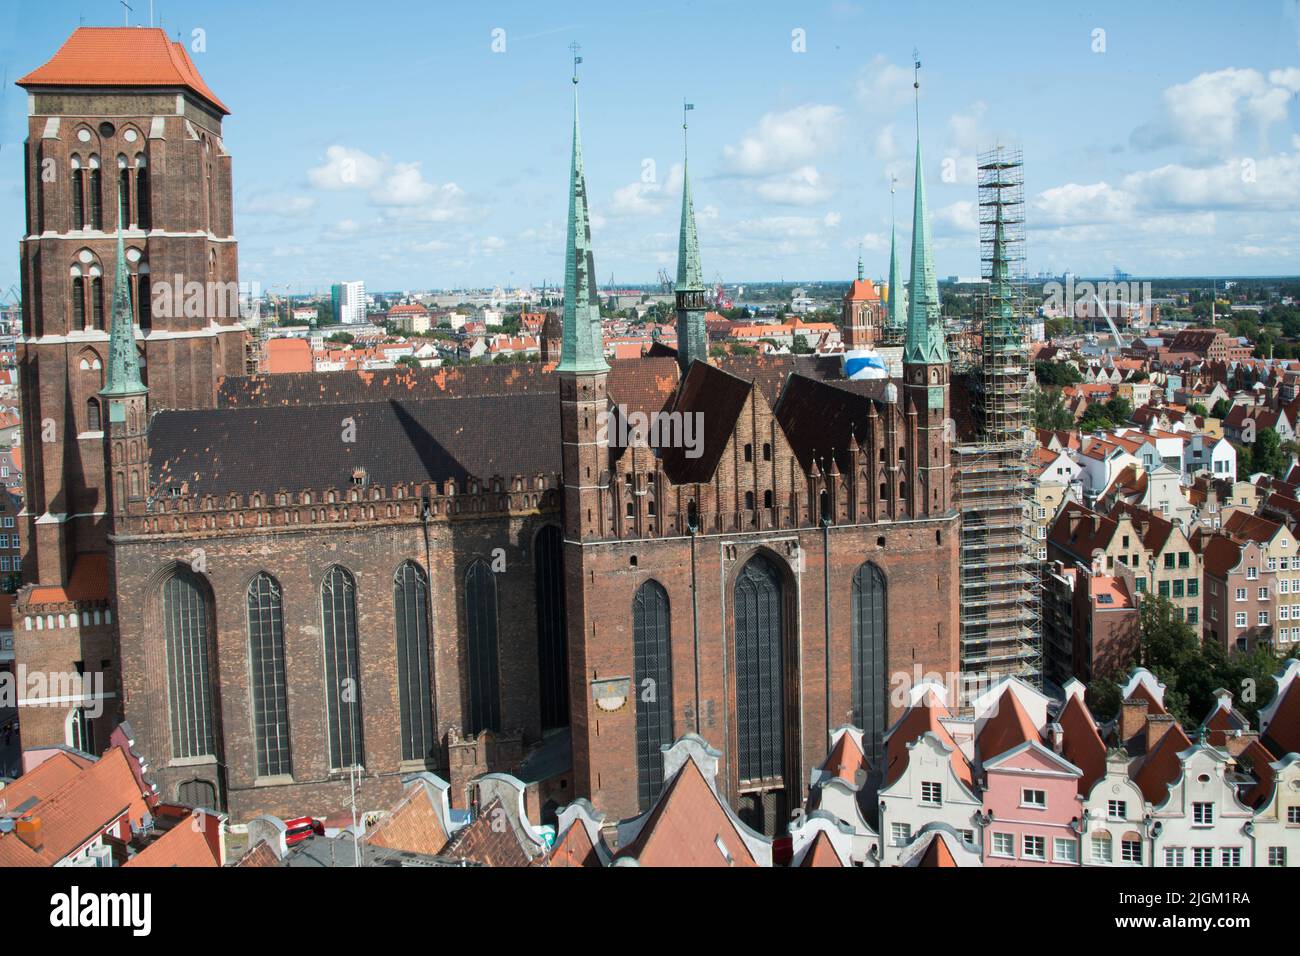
xmin=912 ymin=47 xmax=922 ymax=125
xmin=682 ymin=99 xmax=695 ymax=160
xmin=570 ymin=42 xmax=582 ymax=84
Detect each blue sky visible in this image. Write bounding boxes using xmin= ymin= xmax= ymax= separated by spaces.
xmin=2 ymin=0 xmax=1299 ymax=294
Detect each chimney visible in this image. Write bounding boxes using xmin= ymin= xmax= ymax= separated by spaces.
xmin=1138 ymin=520 xmax=1149 ymax=539
xmin=1120 ymin=698 xmax=1148 ymax=751
xmin=1046 ymin=722 xmax=1065 ymax=755
xmin=1146 ymin=713 xmax=1177 ymax=752
xmin=1092 ymin=514 xmax=1102 ymax=533
xmin=14 ymin=816 xmax=43 ymax=853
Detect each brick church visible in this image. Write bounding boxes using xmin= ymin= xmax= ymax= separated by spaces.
xmin=12 ymin=28 xmax=960 ymax=833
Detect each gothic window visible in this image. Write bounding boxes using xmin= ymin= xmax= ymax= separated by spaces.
xmin=465 ymin=559 xmax=501 ymax=734
xmin=85 ymin=398 xmax=100 ymax=432
xmin=135 ymin=154 xmax=151 ymax=230
xmin=71 ymin=156 xmax=84 ymax=226
xmin=633 ymin=580 xmax=672 ymax=811
xmin=247 ymin=573 xmax=291 ymax=777
xmin=163 ymin=568 xmax=216 ymax=759
xmin=734 ymin=555 xmax=785 ymax=783
xmin=71 ymin=270 xmax=85 ymax=327
xmin=534 ymin=526 xmax=568 ymax=730
xmin=321 ymin=565 xmax=363 ymax=769
xmin=117 ymin=154 xmax=130 ymax=228
xmin=87 ymin=156 xmax=102 ymax=230
xmin=851 ymin=562 xmax=888 ymax=763
xmin=394 ymin=561 xmax=435 ymax=762
xmin=91 ymin=275 xmax=104 ymax=329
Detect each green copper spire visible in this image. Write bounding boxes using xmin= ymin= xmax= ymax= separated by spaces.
xmin=903 ymin=67 xmax=948 ymax=366
xmin=885 ymin=190 xmax=906 ymax=344
xmin=856 ymin=242 xmax=864 ymax=282
xmin=100 ymin=228 xmax=146 ymax=398
xmin=675 ymin=101 xmax=707 ymax=372
xmin=557 ymin=52 xmax=609 ymax=376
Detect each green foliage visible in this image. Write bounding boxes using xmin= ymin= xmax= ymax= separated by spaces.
xmin=791 ymin=334 xmax=813 ymax=355
xmin=1251 ymin=426 xmax=1286 ymax=478
xmin=1096 ymin=595 xmax=1292 ymax=727
xmin=1189 ymin=402 xmax=1208 ymax=417
xmin=1211 ymin=398 xmax=1232 ymax=419
xmin=1078 ymin=396 xmax=1134 ymax=432
xmin=1035 ymin=360 xmax=1082 ymax=387
xmin=1032 ymin=386 xmax=1073 ymax=431
xmin=325 ymin=331 xmax=354 ymax=345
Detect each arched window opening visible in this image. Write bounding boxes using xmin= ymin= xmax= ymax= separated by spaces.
xmin=321 ymin=565 xmax=363 ymax=769
xmin=534 ymin=526 xmax=568 ymax=731
xmin=247 ymin=573 xmax=291 ymax=777
xmin=163 ymin=568 xmax=216 ymax=759
xmin=465 ymin=559 xmax=501 ymax=734
xmin=633 ymin=580 xmax=672 ymax=811
xmin=851 ymin=562 xmax=888 ymax=763
xmin=394 ymin=561 xmax=434 ymax=762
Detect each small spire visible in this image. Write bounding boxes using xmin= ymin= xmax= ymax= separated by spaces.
xmin=885 ymin=174 xmax=906 ymax=343
xmin=100 ymin=228 xmax=146 ymax=398
xmin=675 ymin=100 xmax=706 ymax=373
xmin=857 ymin=241 xmax=864 ymax=282
xmin=903 ymin=52 xmax=948 ymax=367
xmin=557 ymin=45 xmax=608 ymax=376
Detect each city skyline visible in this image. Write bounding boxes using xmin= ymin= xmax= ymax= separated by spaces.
xmin=2 ymin=1 xmax=1299 ymax=294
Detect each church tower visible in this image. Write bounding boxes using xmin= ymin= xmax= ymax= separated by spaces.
xmin=674 ymin=106 xmax=708 ymax=373
xmin=841 ymin=250 xmax=882 ymax=350
xmin=557 ymin=51 xmax=609 ymax=544
xmin=15 ymin=27 xmax=247 ymax=588
xmin=883 ymin=180 xmax=907 ymax=346
xmin=900 ymin=58 xmax=952 ymax=517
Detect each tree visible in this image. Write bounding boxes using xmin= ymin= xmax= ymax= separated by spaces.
xmin=325 ymin=331 xmax=354 ymax=345
xmin=1252 ymin=426 xmax=1286 ymax=478
xmin=1211 ymin=398 xmax=1232 ymax=420
xmin=395 ymin=355 xmax=420 ymax=369
xmin=1233 ymin=441 xmax=1254 ymax=476
xmin=1035 ymin=360 xmax=1082 ymax=387
xmin=791 ymin=334 xmax=813 ymax=355
xmin=1189 ymin=402 xmax=1208 ymax=417
xmin=1032 ymin=387 xmax=1073 ymax=431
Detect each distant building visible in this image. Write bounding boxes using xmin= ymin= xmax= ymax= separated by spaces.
xmin=331 ymin=280 xmax=366 ymax=325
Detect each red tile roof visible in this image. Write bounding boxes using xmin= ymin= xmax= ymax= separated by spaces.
xmin=976 ymin=688 xmax=1041 ymax=763
xmin=1264 ymin=671 xmax=1300 ymax=757
xmin=542 ymin=819 xmax=601 ymax=867
xmin=884 ymin=692 xmax=973 ymax=790
xmin=18 ymin=27 xmax=229 ymax=114
xmin=123 ymin=812 xmax=221 ymax=867
xmin=24 ymin=552 xmax=109 ymax=606
xmin=616 ymin=757 xmax=758 ymax=867
xmin=364 ymin=782 xmax=449 ymax=857
xmin=822 ymin=731 xmax=867 ymax=783
xmin=798 ymin=830 xmax=846 ymax=867
xmin=1057 ymin=693 xmax=1108 ymax=795
xmin=1131 ymin=724 xmax=1193 ymax=805
xmin=916 ymin=833 xmax=959 ymax=867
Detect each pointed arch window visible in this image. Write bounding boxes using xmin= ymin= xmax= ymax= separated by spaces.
xmin=135 ymin=154 xmax=151 ymax=230
xmin=117 ymin=154 xmax=131 ymax=228
xmin=321 ymin=565 xmax=363 ymax=769
xmin=734 ymin=555 xmax=785 ymax=782
xmin=85 ymin=397 xmax=101 ymax=432
xmin=163 ymin=568 xmax=216 ymax=759
xmin=71 ymin=269 xmax=86 ymax=328
xmin=633 ymin=580 xmax=673 ymax=811
xmin=465 ymin=559 xmax=501 ymax=734
xmin=87 ymin=156 xmax=103 ymax=230
xmin=71 ymin=156 xmax=85 ymax=227
xmin=247 ymin=573 xmax=291 ymax=777
xmin=394 ymin=561 xmax=434 ymax=762
xmin=851 ymin=562 xmax=888 ymax=763
xmin=534 ymin=526 xmax=568 ymax=730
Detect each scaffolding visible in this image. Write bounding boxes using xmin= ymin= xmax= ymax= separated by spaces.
xmin=954 ymin=146 xmax=1041 ymax=695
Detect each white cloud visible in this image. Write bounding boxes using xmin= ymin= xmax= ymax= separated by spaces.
xmin=307 ymin=145 xmax=386 ymax=190
xmin=755 ymin=166 xmax=831 ymax=205
xmin=855 ymin=55 xmax=913 ymax=112
xmin=1132 ymin=67 xmax=1300 ymax=154
xmin=1122 ymin=152 xmax=1300 ymax=209
xmin=609 ymin=162 xmax=684 ymax=217
xmin=934 ymin=200 xmax=978 ymax=233
xmin=723 ymin=105 xmax=844 ymax=175
xmin=238 ymin=191 xmax=317 ymax=217
xmin=1033 ymin=181 xmax=1138 ymax=225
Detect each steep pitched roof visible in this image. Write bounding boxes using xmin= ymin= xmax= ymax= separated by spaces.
xmin=883 ymin=692 xmax=973 ymax=790
xmin=916 ymin=833 xmax=958 ymax=867
xmin=798 ymin=829 xmax=846 ymax=867
xmin=616 ymin=757 xmax=757 ymax=867
xmin=1131 ymin=724 xmax=1193 ymax=805
xmin=1048 ymin=500 xmax=1119 ymax=561
xmin=1109 ymin=502 xmax=1175 ymax=555
xmin=659 ymin=361 xmax=753 ymax=485
xmin=363 ymin=782 xmax=449 ymax=857
xmin=1262 ymin=664 xmax=1300 ymax=757
xmin=437 ymin=798 xmax=532 ymax=867
xmin=542 ymin=818 xmax=601 ymax=867
xmin=822 ymin=730 xmax=867 ymax=784
xmin=0 ymin=751 xmax=92 ymax=811
xmin=1222 ymin=509 xmax=1283 ymax=545
xmin=976 ymin=687 xmax=1041 ymax=764
xmin=1057 ymin=692 xmax=1108 ymax=794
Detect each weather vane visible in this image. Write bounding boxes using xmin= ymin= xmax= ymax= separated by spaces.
xmin=570 ymin=42 xmax=582 ymax=84
xmin=683 ymin=99 xmax=694 ymax=158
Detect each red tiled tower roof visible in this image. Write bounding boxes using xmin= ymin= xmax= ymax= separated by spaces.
xmin=17 ymin=27 xmax=229 ymax=115
xmin=1057 ymin=693 xmax=1108 ymax=795
xmin=798 ymin=830 xmax=846 ymax=867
